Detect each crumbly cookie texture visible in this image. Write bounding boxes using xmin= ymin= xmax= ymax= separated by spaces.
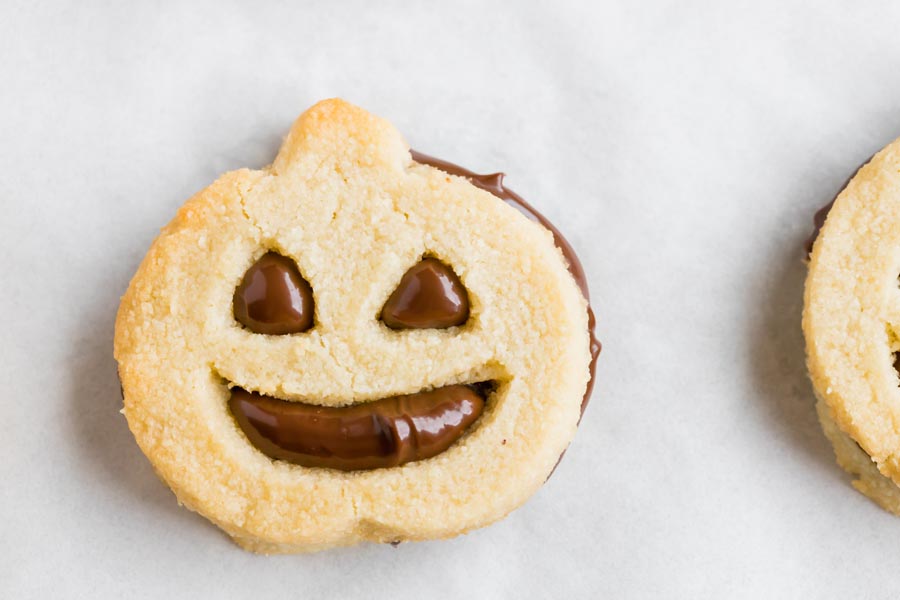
xmin=815 ymin=398 xmax=900 ymax=515
xmin=114 ymin=99 xmax=592 ymax=553
xmin=804 ymin=137 xmax=900 ymax=511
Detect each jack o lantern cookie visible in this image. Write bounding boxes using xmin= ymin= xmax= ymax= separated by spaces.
xmin=114 ymin=99 xmax=599 ymax=553
xmin=804 ymin=139 xmax=900 ymax=514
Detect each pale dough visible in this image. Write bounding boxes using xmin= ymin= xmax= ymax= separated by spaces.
xmin=804 ymin=136 xmax=900 ymax=513
xmin=114 ymin=99 xmax=592 ymax=553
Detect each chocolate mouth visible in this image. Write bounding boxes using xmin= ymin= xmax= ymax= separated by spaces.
xmin=228 ymin=382 xmax=494 ymax=471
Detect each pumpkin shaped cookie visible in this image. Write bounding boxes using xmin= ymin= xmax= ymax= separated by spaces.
xmin=804 ymin=138 xmax=900 ymax=514
xmin=114 ymin=99 xmax=598 ymax=553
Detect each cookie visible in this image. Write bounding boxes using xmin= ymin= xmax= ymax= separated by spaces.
xmin=804 ymin=138 xmax=900 ymax=513
xmin=114 ymin=99 xmax=599 ymax=553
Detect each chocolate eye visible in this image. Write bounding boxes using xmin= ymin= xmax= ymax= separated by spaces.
xmin=380 ymin=258 xmax=469 ymax=329
xmin=233 ymin=252 xmax=314 ymax=335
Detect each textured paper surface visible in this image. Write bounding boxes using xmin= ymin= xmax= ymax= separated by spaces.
xmin=4 ymin=1 xmax=900 ymax=597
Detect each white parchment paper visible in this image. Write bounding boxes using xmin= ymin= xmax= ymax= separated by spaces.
xmin=4 ymin=1 xmax=900 ymax=597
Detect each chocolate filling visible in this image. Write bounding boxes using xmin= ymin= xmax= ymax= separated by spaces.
xmin=233 ymin=252 xmax=314 ymax=334
xmin=380 ymin=257 xmax=469 ymax=329
xmin=230 ymin=384 xmax=486 ymax=471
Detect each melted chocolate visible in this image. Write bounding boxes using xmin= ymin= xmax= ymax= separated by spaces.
xmin=229 ymin=384 xmax=485 ymax=471
xmin=804 ymin=200 xmax=835 ymax=257
xmin=410 ymin=151 xmax=601 ymax=415
xmin=381 ymin=258 xmax=469 ymax=329
xmin=233 ymin=252 xmax=314 ymax=334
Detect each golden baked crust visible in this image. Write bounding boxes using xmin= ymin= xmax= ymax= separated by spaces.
xmin=114 ymin=99 xmax=592 ymax=553
xmin=804 ymin=137 xmax=900 ymax=510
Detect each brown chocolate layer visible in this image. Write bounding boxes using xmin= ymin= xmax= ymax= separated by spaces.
xmin=381 ymin=258 xmax=469 ymax=329
xmin=233 ymin=252 xmax=314 ymax=334
xmin=805 ymin=201 xmax=835 ymax=257
xmin=230 ymin=384 xmax=485 ymax=471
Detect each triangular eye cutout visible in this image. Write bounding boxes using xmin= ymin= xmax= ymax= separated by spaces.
xmin=381 ymin=258 xmax=469 ymax=329
xmin=233 ymin=252 xmax=314 ymax=335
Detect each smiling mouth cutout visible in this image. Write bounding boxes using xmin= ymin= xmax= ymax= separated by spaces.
xmin=229 ymin=382 xmax=491 ymax=471
xmin=228 ymin=248 xmax=484 ymax=471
